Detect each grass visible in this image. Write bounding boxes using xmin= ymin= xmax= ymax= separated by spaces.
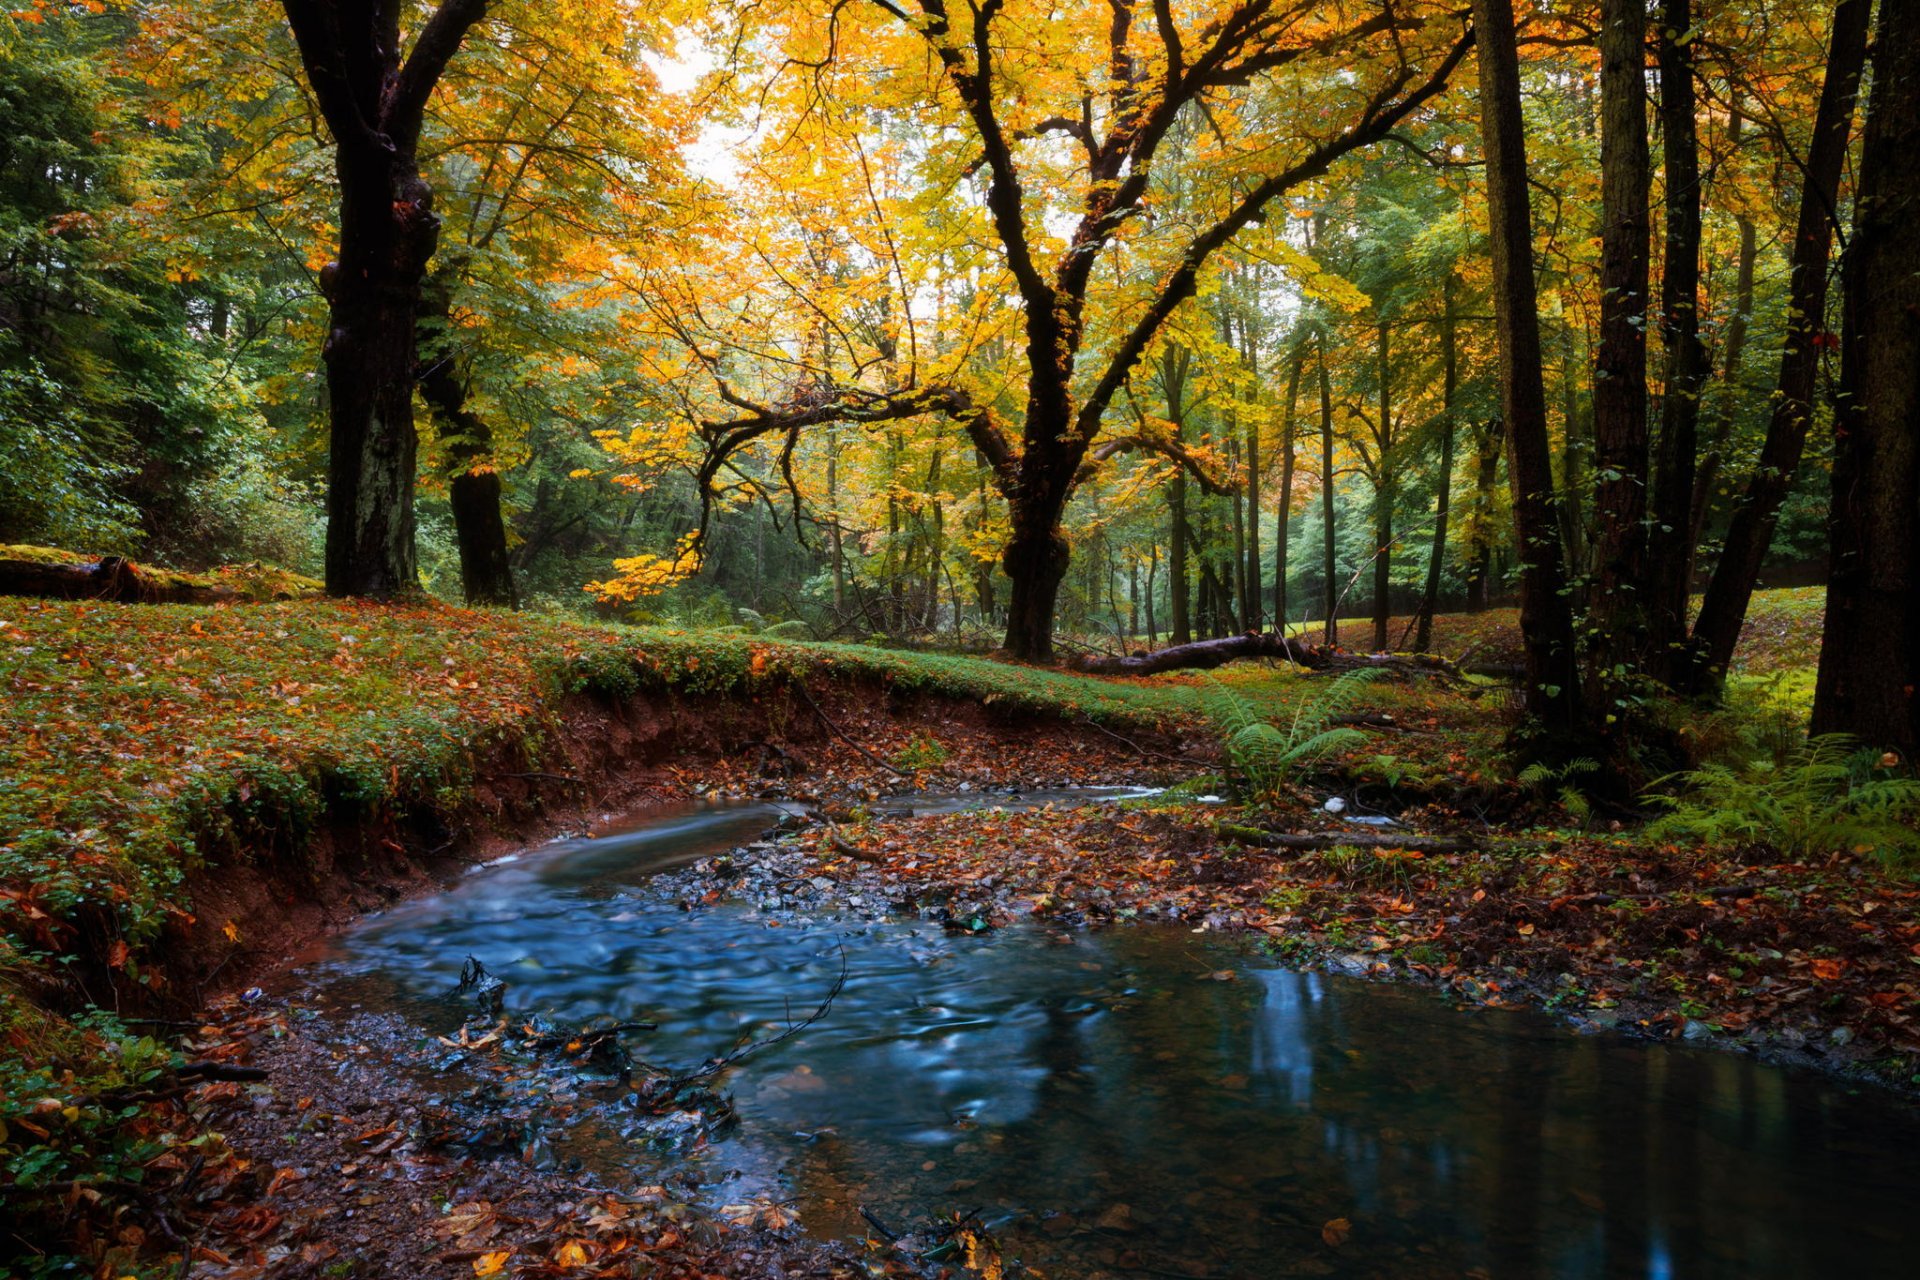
xmin=0 ymin=586 xmax=1827 ymax=987
xmin=0 ymin=598 xmax=1467 ymax=979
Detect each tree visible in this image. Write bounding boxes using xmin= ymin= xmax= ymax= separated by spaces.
xmin=1688 ymin=0 xmax=1871 ymax=691
xmin=1586 ymin=0 xmax=1653 ymax=699
xmin=636 ymin=0 xmax=1473 ymax=660
xmin=1413 ymin=271 xmax=1460 ymax=653
xmin=1812 ymin=0 xmax=1920 ymax=756
xmin=280 ymin=0 xmax=491 ymax=598
xmin=1470 ymin=0 xmax=1584 ymax=742
xmin=1645 ymin=0 xmax=1707 ymax=681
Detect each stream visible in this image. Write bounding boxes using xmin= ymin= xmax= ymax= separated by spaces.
xmin=290 ymin=797 xmax=1920 ymax=1278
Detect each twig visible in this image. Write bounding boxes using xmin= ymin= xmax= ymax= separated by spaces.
xmin=1074 ymin=716 xmax=1204 ymax=765
xmin=860 ymin=1207 xmax=901 ymax=1243
xmin=790 ymin=681 xmax=910 ymax=777
xmin=660 ymin=943 xmax=850 ymax=1087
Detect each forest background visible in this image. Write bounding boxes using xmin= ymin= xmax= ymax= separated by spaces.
xmin=0 ymin=0 xmax=1909 ymax=755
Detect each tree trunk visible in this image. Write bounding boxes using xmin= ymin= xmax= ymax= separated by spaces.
xmin=321 ymin=155 xmax=433 ymax=599
xmin=1273 ymin=342 xmax=1305 ymax=629
xmin=1415 ymin=274 xmax=1460 ymax=653
xmin=1001 ymin=521 xmax=1071 ymax=661
xmin=1586 ymin=0 xmax=1654 ymax=689
xmin=1165 ymin=345 xmax=1194 ymax=646
xmin=1465 ymin=416 xmax=1501 ymax=611
xmin=1372 ymin=321 xmax=1395 ymax=651
xmin=1241 ymin=319 xmax=1263 ymax=632
xmin=1691 ymin=89 xmax=1758 ymax=555
xmin=1472 ymin=0 xmax=1587 ymax=743
xmin=1812 ymin=0 xmax=1920 ymax=755
xmin=282 ymin=0 xmax=491 ymax=601
xmin=1647 ymin=0 xmax=1708 ymax=681
xmin=1556 ymin=318 xmax=1588 ymax=583
xmin=1229 ymin=428 xmax=1249 ymax=631
xmin=1690 ymin=0 xmax=1871 ymax=692
xmin=1319 ymin=339 xmax=1339 ymax=644
xmin=419 ymin=271 xmax=515 ymax=607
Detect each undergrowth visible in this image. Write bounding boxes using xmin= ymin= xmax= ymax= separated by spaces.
xmin=1209 ymin=668 xmax=1384 ymax=805
xmin=1647 ymin=736 xmax=1920 ymax=866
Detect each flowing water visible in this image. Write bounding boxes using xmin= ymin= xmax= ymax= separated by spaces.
xmin=293 ymin=799 xmax=1920 ymax=1279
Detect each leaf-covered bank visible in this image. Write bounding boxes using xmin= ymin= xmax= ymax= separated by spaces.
xmin=671 ymin=797 xmax=1920 ymax=1092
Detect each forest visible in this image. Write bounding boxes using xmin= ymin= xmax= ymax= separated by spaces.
xmin=2 ymin=1 xmax=1918 ymax=1278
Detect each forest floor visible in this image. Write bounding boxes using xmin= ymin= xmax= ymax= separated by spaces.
xmin=4 ymin=584 xmax=1914 ymax=1280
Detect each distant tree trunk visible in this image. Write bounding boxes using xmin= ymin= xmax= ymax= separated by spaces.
xmin=1691 ymin=0 xmax=1871 ymax=692
xmin=1144 ymin=544 xmax=1159 ymax=648
xmin=419 ymin=270 xmax=515 ymax=607
xmin=1169 ymin=464 xmax=1192 ymax=646
xmin=1472 ymin=0 xmax=1586 ymax=742
xmin=1415 ymin=274 xmax=1460 ymax=653
xmin=1319 ymin=339 xmax=1339 ymax=644
xmin=1228 ymin=428 xmax=1249 ymax=630
xmin=1813 ymin=0 xmax=1920 ymax=755
xmin=1465 ymin=416 xmax=1501 ymax=611
xmin=1556 ymin=319 xmax=1588 ymax=583
xmin=1371 ymin=321 xmax=1395 ymax=651
xmin=1647 ymin=0 xmax=1708 ymax=681
xmin=1241 ymin=322 xmax=1263 ymax=633
xmin=1128 ymin=556 xmax=1140 ymax=642
xmin=1586 ymin=0 xmax=1654 ymax=690
xmin=829 ymin=442 xmax=847 ymax=611
xmin=1690 ymin=97 xmax=1759 ymax=553
xmin=1273 ymin=342 xmax=1305 ymax=630
xmin=282 ymin=0 xmax=491 ymax=599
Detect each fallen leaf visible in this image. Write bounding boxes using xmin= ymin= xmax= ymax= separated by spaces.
xmin=1322 ymin=1217 xmax=1352 ymax=1247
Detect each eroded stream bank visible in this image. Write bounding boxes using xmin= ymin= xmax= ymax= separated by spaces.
xmin=198 ymin=796 xmax=1920 ymax=1280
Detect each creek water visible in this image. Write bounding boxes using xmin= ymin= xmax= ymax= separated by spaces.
xmin=293 ymin=799 xmax=1920 ymax=1278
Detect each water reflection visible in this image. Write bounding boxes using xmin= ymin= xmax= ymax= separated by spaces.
xmin=298 ymin=803 xmax=1920 ymax=1279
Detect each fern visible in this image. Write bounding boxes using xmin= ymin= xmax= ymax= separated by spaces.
xmin=1208 ymin=669 xmax=1383 ymax=804
xmin=1646 ymin=735 xmax=1920 ymax=866
xmin=1519 ymin=757 xmax=1599 ymax=827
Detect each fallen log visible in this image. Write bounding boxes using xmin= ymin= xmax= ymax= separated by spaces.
xmin=1216 ymin=823 xmax=1482 ymax=855
xmin=0 ymin=555 xmax=239 ymax=605
xmin=1069 ymin=632 xmax=1470 ymax=681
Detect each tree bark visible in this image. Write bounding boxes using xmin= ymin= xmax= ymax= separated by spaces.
xmin=1416 ymin=274 xmax=1461 ymax=653
xmin=1471 ymin=0 xmax=1587 ymax=744
xmin=1587 ymin=0 xmax=1654 ymax=690
xmin=282 ymin=0 xmax=491 ymax=601
xmin=1813 ymin=0 xmax=1920 ymax=755
xmin=1690 ymin=0 xmax=1871 ymax=692
xmin=1647 ymin=0 xmax=1708 ymax=681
